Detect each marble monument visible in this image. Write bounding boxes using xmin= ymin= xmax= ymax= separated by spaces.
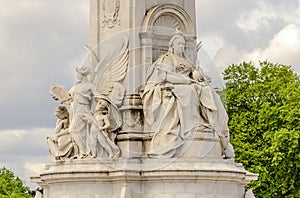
xmin=31 ymin=0 xmax=257 ymax=197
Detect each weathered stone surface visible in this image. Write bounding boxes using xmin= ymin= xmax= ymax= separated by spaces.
xmin=32 ymin=0 xmax=258 ymax=197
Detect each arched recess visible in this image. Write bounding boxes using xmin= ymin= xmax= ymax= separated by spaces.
xmin=140 ymin=4 xmax=197 ymax=65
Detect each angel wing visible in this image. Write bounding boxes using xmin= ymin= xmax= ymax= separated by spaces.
xmin=86 ymin=34 xmax=129 ymax=106
xmin=49 ymin=85 xmax=71 ymax=104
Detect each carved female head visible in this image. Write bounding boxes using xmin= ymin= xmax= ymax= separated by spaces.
xmin=75 ymin=66 xmax=90 ymax=80
xmin=169 ymin=32 xmax=186 ymax=55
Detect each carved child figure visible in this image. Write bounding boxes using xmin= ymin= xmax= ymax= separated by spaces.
xmin=47 ymin=106 xmax=78 ymax=161
xmin=90 ymin=99 xmax=120 ymax=158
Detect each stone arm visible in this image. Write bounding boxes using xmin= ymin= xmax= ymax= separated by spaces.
xmin=54 ymin=119 xmax=68 ymax=134
xmin=53 ymin=129 xmax=69 ymax=139
xmin=192 ymin=68 xmax=205 ymax=82
xmin=155 ymin=65 xmax=191 ymax=84
xmin=102 ymin=116 xmax=111 ymax=130
xmin=166 ymin=72 xmax=191 ymax=84
xmin=48 ymin=128 xmax=69 ymax=143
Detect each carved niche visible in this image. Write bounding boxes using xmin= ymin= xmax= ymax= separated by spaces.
xmin=140 ymin=4 xmax=197 ymax=65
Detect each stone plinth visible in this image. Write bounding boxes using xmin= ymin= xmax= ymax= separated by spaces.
xmin=31 ymin=158 xmax=256 ymax=198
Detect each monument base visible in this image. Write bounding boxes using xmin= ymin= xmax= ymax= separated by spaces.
xmin=31 ymin=158 xmax=257 ymax=198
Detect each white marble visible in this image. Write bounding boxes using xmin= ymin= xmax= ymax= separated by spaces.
xmin=141 ymin=31 xmax=234 ymax=159
xmin=32 ymin=0 xmax=258 ymax=197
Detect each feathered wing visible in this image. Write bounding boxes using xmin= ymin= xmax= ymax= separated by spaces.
xmin=87 ymin=35 xmax=129 ymax=106
xmin=97 ymin=47 xmax=128 ymax=106
xmin=49 ymin=85 xmax=71 ymax=104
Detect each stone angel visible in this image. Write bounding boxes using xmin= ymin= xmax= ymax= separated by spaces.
xmin=84 ymin=35 xmax=129 ymax=158
xmin=49 ymin=35 xmax=128 ymax=159
xmin=50 ymin=66 xmax=97 ymax=159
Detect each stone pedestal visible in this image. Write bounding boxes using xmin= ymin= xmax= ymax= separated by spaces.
xmin=31 ymin=158 xmax=256 ymax=198
xmin=118 ymin=94 xmax=145 ymax=158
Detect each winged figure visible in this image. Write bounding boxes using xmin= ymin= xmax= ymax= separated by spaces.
xmin=48 ymin=36 xmax=128 ymax=159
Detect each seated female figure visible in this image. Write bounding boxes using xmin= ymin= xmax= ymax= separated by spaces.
xmin=142 ymin=32 xmax=233 ymax=158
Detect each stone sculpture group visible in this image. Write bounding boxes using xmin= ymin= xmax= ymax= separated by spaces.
xmin=33 ymin=2 xmax=257 ymax=197
xmin=48 ymin=31 xmax=234 ymax=161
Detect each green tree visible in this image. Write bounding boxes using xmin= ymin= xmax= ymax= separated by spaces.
xmin=0 ymin=167 xmax=33 ymax=198
xmin=223 ymin=61 xmax=300 ymax=198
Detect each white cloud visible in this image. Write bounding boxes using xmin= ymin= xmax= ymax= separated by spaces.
xmin=0 ymin=129 xmax=51 ymax=153
xmin=0 ymin=128 xmax=52 ymax=189
xmin=211 ymin=44 xmax=246 ymax=72
xmin=24 ymin=162 xmax=45 ymax=177
xmin=211 ymin=24 xmax=300 ymax=74
xmin=272 ymin=24 xmax=300 ymax=48
xmin=199 ymin=35 xmax=225 ymax=59
xmin=236 ymin=1 xmax=277 ymax=32
xmin=274 ymin=0 xmax=300 ymax=26
xmin=243 ymin=24 xmax=300 ymax=73
xmin=0 ymin=0 xmax=90 ymax=130
xmin=23 ymin=162 xmax=46 ymax=188
xmin=196 ymin=0 xmax=300 ymax=74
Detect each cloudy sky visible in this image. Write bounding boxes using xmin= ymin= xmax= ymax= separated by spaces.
xmin=0 ymin=0 xmax=299 ymax=189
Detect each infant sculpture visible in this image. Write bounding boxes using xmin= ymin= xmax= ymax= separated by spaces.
xmin=48 ymin=31 xmax=234 ymax=161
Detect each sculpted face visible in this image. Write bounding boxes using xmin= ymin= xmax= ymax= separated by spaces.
xmin=172 ymin=37 xmax=185 ymax=55
xmin=95 ymin=99 xmax=109 ymax=112
xmin=54 ymin=107 xmax=60 ymax=116
xmin=75 ymin=67 xmax=90 ymax=81
xmin=54 ymin=107 xmax=65 ymax=119
xmin=76 ymin=72 xmax=83 ymax=81
xmin=98 ymin=99 xmax=108 ymax=108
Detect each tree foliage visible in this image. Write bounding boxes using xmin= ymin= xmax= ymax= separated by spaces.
xmin=0 ymin=167 xmax=32 ymax=198
xmin=224 ymin=61 xmax=300 ymax=198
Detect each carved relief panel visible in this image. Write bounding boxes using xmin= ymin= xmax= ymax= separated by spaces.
xmin=102 ymin=0 xmax=120 ymax=28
